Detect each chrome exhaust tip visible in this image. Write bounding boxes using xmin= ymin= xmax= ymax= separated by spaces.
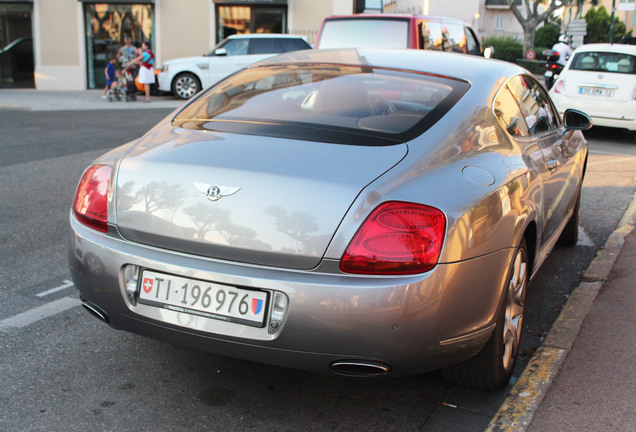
xmin=330 ymin=360 xmax=392 ymax=377
xmin=82 ymin=301 xmax=109 ymax=323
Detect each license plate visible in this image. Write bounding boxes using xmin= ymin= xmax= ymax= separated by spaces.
xmin=578 ymin=86 xmax=615 ymax=97
xmin=138 ymin=270 xmax=268 ymax=327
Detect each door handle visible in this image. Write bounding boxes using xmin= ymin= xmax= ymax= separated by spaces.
xmin=547 ymin=160 xmax=560 ymax=171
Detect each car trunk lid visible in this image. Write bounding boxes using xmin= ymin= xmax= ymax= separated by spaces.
xmin=115 ymin=128 xmax=407 ymax=269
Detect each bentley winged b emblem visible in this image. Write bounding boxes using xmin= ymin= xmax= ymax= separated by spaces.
xmin=193 ymin=182 xmax=241 ymax=202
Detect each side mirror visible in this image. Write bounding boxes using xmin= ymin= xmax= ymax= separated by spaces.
xmin=214 ymin=48 xmax=228 ymax=57
xmin=484 ymin=46 xmax=494 ymax=59
xmin=563 ymin=109 xmax=592 ymax=130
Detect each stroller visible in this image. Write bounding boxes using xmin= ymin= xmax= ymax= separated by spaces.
xmin=106 ymin=65 xmax=137 ymax=102
xmin=121 ymin=64 xmax=137 ymax=102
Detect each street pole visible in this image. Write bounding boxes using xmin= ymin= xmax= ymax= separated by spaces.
xmin=609 ymin=0 xmax=616 ymax=43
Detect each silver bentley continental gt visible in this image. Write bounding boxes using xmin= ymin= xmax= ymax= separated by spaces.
xmin=69 ymin=49 xmax=591 ymax=390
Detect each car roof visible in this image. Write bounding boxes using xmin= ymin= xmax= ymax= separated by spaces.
xmin=226 ymin=33 xmax=304 ymax=40
xmin=253 ymin=48 xmax=525 ymax=83
xmin=572 ymin=43 xmax=636 ymax=55
xmin=324 ymin=13 xmax=471 ymax=25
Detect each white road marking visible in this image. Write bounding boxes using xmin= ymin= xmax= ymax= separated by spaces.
xmin=36 ymin=279 xmax=74 ymax=297
xmin=0 ymin=297 xmax=82 ymax=331
xmin=577 ymin=226 xmax=595 ymax=247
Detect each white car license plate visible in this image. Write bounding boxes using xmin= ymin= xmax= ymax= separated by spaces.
xmin=578 ymin=86 xmax=615 ymax=97
xmin=138 ymin=270 xmax=269 ymax=327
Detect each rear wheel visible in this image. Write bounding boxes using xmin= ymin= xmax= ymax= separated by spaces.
xmin=443 ymin=238 xmax=528 ymax=391
xmin=172 ymin=72 xmax=201 ymax=100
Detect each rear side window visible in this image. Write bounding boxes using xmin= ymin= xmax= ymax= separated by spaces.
xmin=444 ymin=23 xmax=467 ymax=54
xmin=493 ymin=87 xmax=529 ymax=137
xmin=466 ymin=28 xmax=480 ymax=55
xmin=280 ymin=38 xmax=311 ymax=52
xmin=420 ymin=20 xmax=444 ymax=51
xmin=506 ymin=75 xmax=558 ymax=134
xmin=318 ymin=19 xmax=409 ymax=49
xmin=570 ymin=51 xmax=635 ymax=74
xmin=173 ymin=64 xmax=469 ymax=145
xmin=249 ymin=38 xmax=277 ymax=54
xmin=494 ymin=75 xmax=559 ymax=137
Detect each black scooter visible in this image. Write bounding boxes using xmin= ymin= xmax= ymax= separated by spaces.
xmin=542 ymin=50 xmax=564 ymax=90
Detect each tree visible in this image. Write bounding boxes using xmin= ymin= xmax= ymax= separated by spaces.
xmin=584 ymin=6 xmax=628 ymax=43
xmin=534 ymin=22 xmax=561 ymax=48
xmin=573 ymin=0 xmax=598 ymax=18
xmin=560 ymin=0 xmax=599 ymax=32
xmin=507 ymin=0 xmax=571 ymax=54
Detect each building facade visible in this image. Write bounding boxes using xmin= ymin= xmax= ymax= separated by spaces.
xmin=1 ymin=0 xmax=355 ymax=91
xmin=384 ymin=0 xmax=527 ymax=41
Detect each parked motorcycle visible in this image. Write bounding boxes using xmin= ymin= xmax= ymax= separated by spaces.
xmin=542 ymin=49 xmax=564 ymax=90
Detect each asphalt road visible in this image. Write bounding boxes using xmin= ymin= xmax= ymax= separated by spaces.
xmin=1 ymin=109 xmax=634 ymax=432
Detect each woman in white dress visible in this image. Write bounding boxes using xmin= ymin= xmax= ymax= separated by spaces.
xmin=131 ymin=41 xmax=155 ymax=102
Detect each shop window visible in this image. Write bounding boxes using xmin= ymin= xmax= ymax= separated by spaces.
xmin=217 ymin=6 xmax=286 ymax=43
xmin=0 ymin=3 xmax=34 ymax=88
xmin=84 ymin=4 xmax=154 ymax=89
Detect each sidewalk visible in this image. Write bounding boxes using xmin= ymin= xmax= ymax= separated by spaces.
xmin=0 ymin=88 xmax=184 ymax=111
xmin=527 ymin=225 xmax=636 ymax=431
xmin=488 ymin=194 xmax=636 ymax=431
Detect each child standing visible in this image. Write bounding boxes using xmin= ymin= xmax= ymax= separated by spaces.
xmin=102 ymin=55 xmax=118 ymax=99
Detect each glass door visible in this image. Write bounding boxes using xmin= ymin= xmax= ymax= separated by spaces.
xmin=0 ymin=3 xmax=34 ymax=87
xmin=252 ymin=8 xmax=285 ymax=33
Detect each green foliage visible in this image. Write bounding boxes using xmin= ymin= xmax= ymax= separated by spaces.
xmin=516 ymin=60 xmax=546 ymax=75
xmin=585 ymin=6 xmax=628 ymax=43
xmin=483 ymin=36 xmax=523 ymax=63
xmin=534 ymin=23 xmax=560 ymax=48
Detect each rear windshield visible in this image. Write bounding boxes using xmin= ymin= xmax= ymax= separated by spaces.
xmin=570 ymin=51 xmax=635 ymax=74
xmin=172 ymin=64 xmax=469 ymax=145
xmin=317 ymin=19 xmax=410 ymax=49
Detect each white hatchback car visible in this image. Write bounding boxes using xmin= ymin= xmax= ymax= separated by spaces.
xmin=158 ymin=34 xmax=311 ymax=99
xmin=549 ymin=43 xmax=636 ymax=133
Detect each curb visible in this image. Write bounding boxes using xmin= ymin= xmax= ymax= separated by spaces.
xmin=485 ymin=191 xmax=636 ymax=432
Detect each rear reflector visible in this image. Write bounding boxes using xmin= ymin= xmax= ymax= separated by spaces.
xmin=340 ymin=201 xmax=446 ymax=275
xmin=72 ymin=164 xmax=111 ymax=233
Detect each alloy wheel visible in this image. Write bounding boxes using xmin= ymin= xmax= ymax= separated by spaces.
xmin=502 ymin=247 xmax=527 ymax=372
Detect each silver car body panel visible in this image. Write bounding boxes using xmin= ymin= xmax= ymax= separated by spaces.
xmin=114 ymin=130 xmax=408 ymax=269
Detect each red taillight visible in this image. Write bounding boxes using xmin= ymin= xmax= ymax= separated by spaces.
xmin=340 ymin=202 xmax=446 ymax=275
xmin=554 ymin=79 xmax=565 ymax=94
xmin=72 ymin=164 xmax=111 ymax=233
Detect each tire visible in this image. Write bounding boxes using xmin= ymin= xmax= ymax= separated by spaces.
xmin=443 ymin=238 xmax=528 ymax=391
xmin=557 ymin=187 xmax=581 ymax=246
xmin=544 ymin=75 xmax=553 ymax=90
xmin=172 ymin=73 xmax=201 ymax=100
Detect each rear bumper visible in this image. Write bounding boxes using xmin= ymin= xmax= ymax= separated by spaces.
xmin=553 ymin=96 xmax=636 ymax=131
xmin=68 ymin=214 xmax=512 ymax=377
xmin=585 ymin=115 xmax=636 ymax=132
